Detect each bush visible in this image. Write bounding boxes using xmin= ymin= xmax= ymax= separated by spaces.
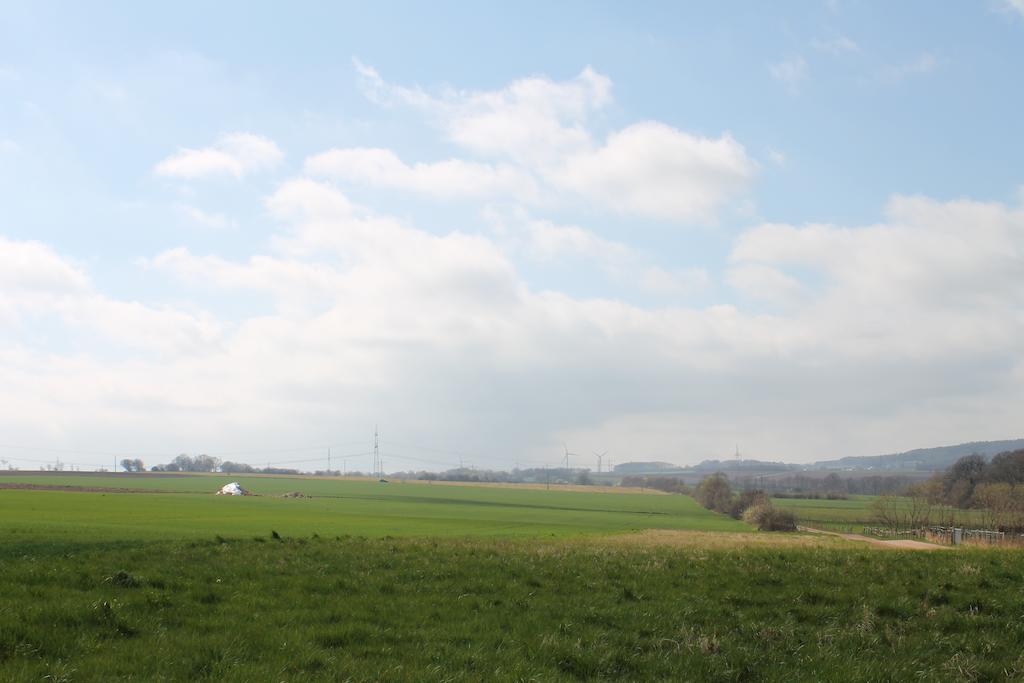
xmin=743 ymin=503 xmax=798 ymax=532
xmin=729 ymin=489 xmax=768 ymax=519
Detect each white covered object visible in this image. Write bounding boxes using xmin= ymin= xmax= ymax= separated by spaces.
xmin=216 ymin=482 xmax=247 ymax=496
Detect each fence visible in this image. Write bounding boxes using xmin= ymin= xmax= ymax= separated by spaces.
xmin=864 ymin=525 xmax=1024 ymax=546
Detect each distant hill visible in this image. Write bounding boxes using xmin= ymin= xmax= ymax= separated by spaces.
xmin=810 ymin=439 xmax=1024 ymax=472
xmin=612 ymin=461 xmax=682 ymax=474
xmin=691 ymin=459 xmax=795 ymax=473
xmin=611 ymin=439 xmax=1024 ymax=478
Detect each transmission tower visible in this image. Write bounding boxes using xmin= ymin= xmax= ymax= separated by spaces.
xmin=373 ymin=426 xmax=381 ymax=479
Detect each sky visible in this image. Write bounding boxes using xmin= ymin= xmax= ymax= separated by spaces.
xmin=1 ymin=1 xmax=1023 ymax=473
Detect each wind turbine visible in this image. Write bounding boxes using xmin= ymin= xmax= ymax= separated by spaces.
xmin=563 ymin=443 xmax=577 ymax=470
xmin=594 ymin=451 xmax=607 ymax=473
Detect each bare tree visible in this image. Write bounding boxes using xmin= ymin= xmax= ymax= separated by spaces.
xmin=871 ymin=495 xmax=902 ymax=532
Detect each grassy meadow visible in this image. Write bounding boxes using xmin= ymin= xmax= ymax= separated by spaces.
xmin=4 ymin=535 xmax=1024 ymax=681
xmin=2 ymin=472 xmax=1023 ymax=680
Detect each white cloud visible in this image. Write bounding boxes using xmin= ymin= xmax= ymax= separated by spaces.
xmin=638 ymin=266 xmax=711 ymax=295
xmin=878 ymin=52 xmax=939 ymax=83
xmin=548 ymin=122 xmax=756 ymax=223
xmin=154 ymin=132 xmax=283 ymax=179
xmin=726 ymin=264 xmax=803 ymax=305
xmin=0 ymin=237 xmax=220 ymax=355
xmin=811 ymin=36 xmax=860 ymax=55
xmin=730 ymin=195 xmax=1024 ymax=358
xmin=0 ymin=237 xmax=90 ymax=296
xmin=488 ymin=213 xmax=708 ymax=295
xmin=5 ymin=191 xmax=1024 ymax=465
xmin=356 ymin=59 xmax=609 ymax=166
xmin=518 ymin=219 xmax=634 ymax=263
xmin=179 ymin=205 xmax=236 ymax=229
xmin=1002 ymin=0 xmax=1024 ymax=18
xmin=304 ymin=147 xmax=538 ymax=201
xmin=352 ymin=63 xmax=754 ymax=223
xmin=769 ymin=56 xmax=808 ymax=94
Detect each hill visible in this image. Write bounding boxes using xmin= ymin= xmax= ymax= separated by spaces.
xmin=810 ymin=439 xmax=1024 ymax=471
xmin=613 ymin=438 xmax=1024 ymax=478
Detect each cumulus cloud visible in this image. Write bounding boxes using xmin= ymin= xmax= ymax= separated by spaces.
xmin=5 ymin=190 xmax=1024 ymax=465
xmin=548 ymin=122 xmax=756 ymax=223
xmin=0 ymin=237 xmax=90 ymax=295
xmin=154 ymin=132 xmax=283 ymax=179
xmin=0 ymin=237 xmax=220 ymax=355
xmin=305 ymin=147 xmax=538 ymax=201
xmin=730 ymin=195 xmax=1024 ymax=359
xmin=349 ymin=63 xmax=757 ymax=223
xmin=487 ymin=213 xmax=708 ymax=295
xmin=356 ymin=59 xmax=609 ymax=166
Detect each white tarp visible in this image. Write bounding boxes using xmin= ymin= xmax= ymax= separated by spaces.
xmin=216 ymin=482 xmax=248 ymax=496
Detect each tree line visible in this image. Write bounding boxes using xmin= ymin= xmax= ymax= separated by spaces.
xmin=873 ymin=449 xmax=1024 ymax=532
xmin=141 ymin=454 xmax=299 ymax=475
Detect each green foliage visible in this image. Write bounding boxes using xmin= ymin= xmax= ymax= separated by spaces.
xmin=1 ymin=536 xmax=1023 ymax=680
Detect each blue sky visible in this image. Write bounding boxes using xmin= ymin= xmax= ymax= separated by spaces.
xmin=1 ymin=1 xmax=1023 ymax=471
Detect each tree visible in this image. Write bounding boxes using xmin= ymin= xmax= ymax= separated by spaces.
xmin=904 ymin=482 xmax=935 ymax=529
xmin=871 ymin=495 xmax=902 ymax=531
xmin=986 ymin=450 xmax=1024 ymax=486
xmin=696 ymin=473 xmax=733 ymax=514
xmin=943 ymin=454 xmax=986 ymax=506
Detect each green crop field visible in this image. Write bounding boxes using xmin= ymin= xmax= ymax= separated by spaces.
xmin=3 ymin=473 xmax=1023 ymax=681
xmin=0 ymin=473 xmax=748 ymax=541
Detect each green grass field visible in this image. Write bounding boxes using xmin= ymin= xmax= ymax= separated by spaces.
xmin=3 ymin=473 xmax=1023 ymax=681
xmin=0 ymin=473 xmax=748 ymax=541
xmin=3 ymin=535 xmax=1024 ymax=681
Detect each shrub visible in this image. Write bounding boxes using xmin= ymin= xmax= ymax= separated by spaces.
xmin=743 ymin=503 xmax=798 ymax=532
xmin=729 ymin=489 xmax=768 ymax=519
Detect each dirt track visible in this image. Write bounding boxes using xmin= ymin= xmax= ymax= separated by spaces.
xmin=800 ymin=526 xmax=950 ymax=551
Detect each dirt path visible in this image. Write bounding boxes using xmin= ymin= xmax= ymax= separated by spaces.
xmin=800 ymin=526 xmax=950 ymax=551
